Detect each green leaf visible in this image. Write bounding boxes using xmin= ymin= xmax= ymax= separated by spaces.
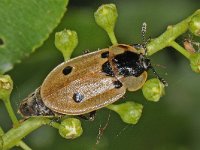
xmin=0 ymin=0 xmax=69 ymax=74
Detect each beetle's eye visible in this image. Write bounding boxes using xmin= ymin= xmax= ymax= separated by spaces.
xmin=62 ymin=66 xmax=73 ymax=75
xmin=101 ymin=51 xmax=109 ymax=58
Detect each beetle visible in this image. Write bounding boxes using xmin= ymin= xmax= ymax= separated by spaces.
xmin=19 ymin=43 xmax=167 ymax=119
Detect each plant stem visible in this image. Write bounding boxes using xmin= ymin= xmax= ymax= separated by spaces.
xmin=48 ymin=120 xmax=61 ymax=129
xmin=0 ymin=126 xmax=4 ymax=149
xmin=147 ymin=9 xmax=200 ymax=56
xmin=3 ymin=97 xmax=18 ymax=125
xmin=3 ymin=97 xmax=31 ymax=149
xmin=0 ymin=126 xmax=4 ymax=136
xmin=107 ymin=29 xmax=118 ymax=45
xmin=169 ymin=41 xmax=191 ymax=59
xmin=17 ymin=141 xmax=32 ymax=150
xmin=1 ymin=117 xmax=52 ymax=150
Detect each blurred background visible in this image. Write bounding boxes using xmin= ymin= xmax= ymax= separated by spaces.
xmin=1 ymin=0 xmax=200 ymax=149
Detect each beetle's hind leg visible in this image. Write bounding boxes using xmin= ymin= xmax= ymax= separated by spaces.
xmin=79 ymin=111 xmax=96 ymax=121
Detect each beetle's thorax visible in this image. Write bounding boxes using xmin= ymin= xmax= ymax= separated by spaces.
xmin=19 ymin=87 xmax=55 ymax=117
xmin=105 ymin=50 xmax=150 ymax=78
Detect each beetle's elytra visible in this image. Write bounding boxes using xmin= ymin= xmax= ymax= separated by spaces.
xmin=19 ymin=44 xmax=158 ymax=118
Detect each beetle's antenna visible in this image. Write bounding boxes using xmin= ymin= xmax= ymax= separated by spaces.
xmin=141 ymin=22 xmax=147 ymax=44
xmin=141 ymin=22 xmax=148 ymax=55
xmin=149 ymin=66 xmax=168 ymax=86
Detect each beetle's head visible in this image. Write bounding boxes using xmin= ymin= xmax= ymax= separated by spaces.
xmin=138 ymin=53 xmax=151 ymax=70
xmin=139 ymin=54 xmax=168 ymax=86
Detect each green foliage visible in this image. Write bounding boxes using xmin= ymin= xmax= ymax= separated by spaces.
xmin=0 ymin=0 xmax=69 ymax=74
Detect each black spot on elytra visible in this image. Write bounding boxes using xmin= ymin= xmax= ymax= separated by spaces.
xmin=73 ymin=93 xmax=84 ymax=103
xmin=102 ymin=61 xmax=114 ymax=77
xmin=113 ymin=80 xmax=123 ymax=88
xmin=0 ymin=38 xmax=4 ymax=46
xmin=62 ymin=66 xmax=73 ymax=75
xmin=101 ymin=51 xmax=109 ymax=58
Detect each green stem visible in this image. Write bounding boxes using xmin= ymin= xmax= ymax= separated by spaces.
xmin=17 ymin=141 xmax=32 ymax=150
xmin=48 ymin=120 xmax=61 ymax=129
xmin=3 ymin=97 xmax=18 ymax=125
xmin=147 ymin=9 xmax=200 ymax=56
xmin=169 ymin=41 xmax=191 ymax=59
xmin=107 ymin=29 xmax=118 ymax=45
xmin=0 ymin=126 xmax=4 ymax=136
xmin=1 ymin=117 xmax=52 ymax=150
xmin=0 ymin=126 xmax=4 ymax=149
xmin=2 ymin=97 xmax=31 ymax=149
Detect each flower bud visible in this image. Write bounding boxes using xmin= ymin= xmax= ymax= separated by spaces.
xmin=55 ymin=29 xmax=78 ymax=61
xmin=190 ymin=53 xmax=200 ymax=73
xmin=189 ymin=14 xmax=200 ymax=36
xmin=59 ymin=118 xmax=83 ymax=139
xmin=142 ymin=78 xmax=165 ymax=102
xmin=0 ymin=75 xmax=13 ymax=101
xmin=107 ymin=101 xmax=143 ymax=125
xmin=94 ymin=4 xmax=118 ymax=44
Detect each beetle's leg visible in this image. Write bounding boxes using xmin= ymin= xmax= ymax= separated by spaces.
xmin=48 ymin=117 xmax=62 ymax=126
xmin=79 ymin=111 xmax=96 ymax=121
xmin=149 ymin=66 xmax=168 ymax=86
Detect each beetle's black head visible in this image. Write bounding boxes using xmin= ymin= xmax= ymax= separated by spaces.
xmin=139 ymin=53 xmax=168 ymax=86
xmin=139 ymin=54 xmax=151 ymax=70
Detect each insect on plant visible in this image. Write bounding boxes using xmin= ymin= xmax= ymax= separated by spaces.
xmin=1 ymin=2 xmax=200 ymax=150
xmin=18 ymin=22 xmax=167 ymax=120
